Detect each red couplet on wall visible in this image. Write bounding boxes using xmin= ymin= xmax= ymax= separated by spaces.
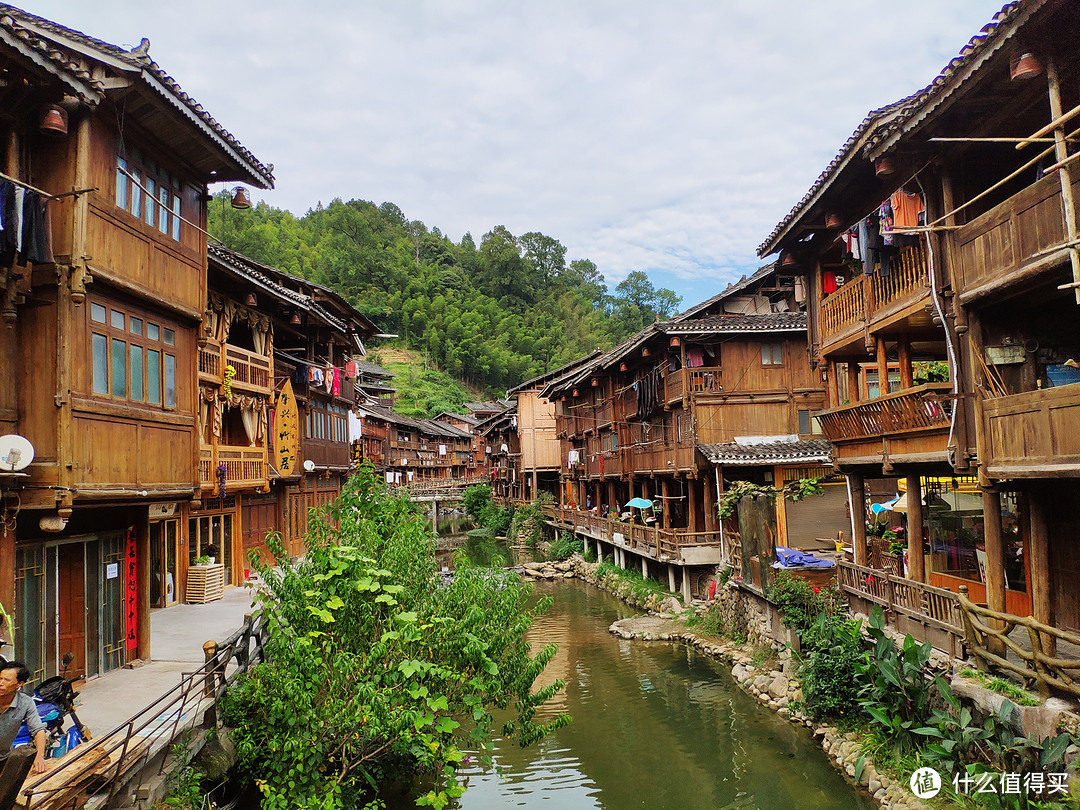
xmin=125 ymin=526 xmax=138 ymax=650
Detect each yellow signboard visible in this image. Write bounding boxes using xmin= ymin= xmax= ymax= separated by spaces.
xmin=274 ymin=379 xmax=299 ymax=476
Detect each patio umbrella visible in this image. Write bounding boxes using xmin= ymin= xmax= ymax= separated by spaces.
xmin=625 ymin=497 xmax=653 ymax=509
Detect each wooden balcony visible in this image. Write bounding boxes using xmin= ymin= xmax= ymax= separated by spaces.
xmin=199 ymin=444 xmax=268 ymax=491
xmin=815 ymin=382 xmax=952 ymax=466
xmin=198 ymin=342 xmax=222 ymax=384
xmin=982 ymin=383 xmax=1080 ymax=478
xmin=820 ymin=242 xmax=928 ymax=352
xmin=596 ymin=399 xmax=613 ymax=429
xmin=629 ymin=442 xmax=696 ymax=474
xmin=953 ymin=169 xmax=1076 ymax=305
xmin=666 ymin=367 xmax=723 ymax=403
xmin=224 ymin=345 xmax=272 ymax=396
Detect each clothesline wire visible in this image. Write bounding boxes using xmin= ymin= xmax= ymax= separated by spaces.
xmin=0 ymin=168 xmax=96 ymax=201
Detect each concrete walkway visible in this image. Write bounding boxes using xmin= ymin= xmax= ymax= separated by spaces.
xmin=73 ymin=585 xmax=258 ymax=736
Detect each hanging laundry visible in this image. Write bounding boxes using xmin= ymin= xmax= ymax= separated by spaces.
xmin=567 ymin=449 xmax=580 ymax=468
xmin=857 ymin=215 xmax=891 ymax=277
xmin=332 ymin=368 xmax=342 ymax=397
xmin=890 ymin=189 xmax=925 ymax=229
xmin=12 ymin=187 xmax=24 ymax=253
xmin=21 ymin=191 xmax=52 ymax=265
xmin=841 ymin=229 xmax=861 ymax=260
xmin=325 ymin=364 xmax=334 ymax=393
xmin=686 ymin=346 xmax=705 ymax=368
xmin=344 ymin=360 xmax=358 ymax=379
xmin=823 ymin=271 xmax=839 ymax=294
xmin=294 ymin=366 xmax=306 ymax=385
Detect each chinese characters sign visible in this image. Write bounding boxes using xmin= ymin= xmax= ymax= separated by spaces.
xmin=274 ymin=379 xmax=300 ymax=475
xmin=125 ymin=526 xmax=138 ymax=650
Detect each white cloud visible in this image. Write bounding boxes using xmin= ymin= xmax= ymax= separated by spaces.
xmin=33 ymin=0 xmax=1006 ymax=306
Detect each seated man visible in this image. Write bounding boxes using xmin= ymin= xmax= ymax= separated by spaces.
xmin=0 ymin=662 xmax=47 ymax=774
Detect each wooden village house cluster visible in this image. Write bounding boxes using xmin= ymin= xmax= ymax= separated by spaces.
xmin=0 ymin=6 xmax=390 ymax=685
xmin=491 ymin=1 xmax=1080 ymax=679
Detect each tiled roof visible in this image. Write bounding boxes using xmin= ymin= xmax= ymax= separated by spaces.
xmin=674 ymin=263 xmax=779 ymax=321
xmin=0 ymin=4 xmax=274 ymax=188
xmin=667 ymin=312 xmax=806 ymax=334
xmin=356 ymin=360 xmax=393 ymax=378
xmin=757 ymin=1 xmax=1023 ymax=257
xmin=464 ymin=402 xmax=505 ymax=413
xmin=507 ymin=349 xmax=605 ymax=396
xmin=698 ymin=439 xmax=833 ymax=466
xmin=0 ymin=11 xmax=102 ymax=103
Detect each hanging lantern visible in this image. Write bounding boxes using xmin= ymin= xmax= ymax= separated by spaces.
xmin=874 ymin=155 xmax=896 ymax=178
xmin=619 ymin=361 xmax=629 ymax=372
xmin=1010 ymin=52 xmax=1042 ymax=81
xmin=825 ymin=213 xmax=843 ymax=229
xmin=781 ymin=252 xmax=799 ymax=269
xmin=290 ymin=312 xmax=302 ymax=325
xmin=591 ymin=377 xmax=599 ymax=387
xmin=572 ymin=388 xmax=580 ymax=398
xmin=669 ymin=336 xmax=681 ymax=348
xmin=641 ymin=347 xmax=651 ymax=358
xmin=39 ymin=104 xmax=68 ymax=137
xmin=245 ymin=292 xmax=257 ymax=307
xmin=231 ymin=186 xmax=252 ymax=209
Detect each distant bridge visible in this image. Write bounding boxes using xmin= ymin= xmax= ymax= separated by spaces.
xmin=398 ymin=476 xmax=485 ymax=502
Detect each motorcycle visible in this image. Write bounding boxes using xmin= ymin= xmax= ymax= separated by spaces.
xmin=14 ymin=652 xmax=91 ymax=759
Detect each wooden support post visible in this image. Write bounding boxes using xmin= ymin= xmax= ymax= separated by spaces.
xmin=0 ymin=526 xmax=13 ymax=640
xmin=688 ymin=475 xmax=700 ymax=533
xmin=876 ymin=337 xmax=890 ymax=397
xmin=906 ymin=475 xmax=925 ymax=583
xmin=1028 ymin=489 xmax=1055 ymax=656
xmin=773 ymin=465 xmax=788 ymax=547
xmin=607 ymin=481 xmax=616 ymax=515
xmin=682 ymin=567 xmax=692 ymax=603
xmin=137 ymin=518 xmax=151 ymax=660
xmin=849 ymin=473 xmax=868 ymax=566
xmin=846 ymin=362 xmax=861 ymax=404
xmin=668 ymin=564 xmax=676 ymax=593
xmin=661 ymin=477 xmax=671 ymax=530
xmin=827 ymin=360 xmax=840 ymax=407
xmin=641 ymin=556 xmax=648 ymax=580
xmin=898 ymin=338 xmax=914 ymax=390
xmin=982 ymin=487 xmax=1007 ymax=656
xmin=703 ymin=470 xmax=717 ymax=533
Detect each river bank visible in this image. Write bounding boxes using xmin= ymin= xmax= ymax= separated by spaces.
xmin=551 ymin=554 xmax=929 ymax=810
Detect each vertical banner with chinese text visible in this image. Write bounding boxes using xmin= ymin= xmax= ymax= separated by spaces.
xmin=125 ymin=526 xmax=138 ymax=650
xmin=274 ymin=379 xmax=300 ymax=476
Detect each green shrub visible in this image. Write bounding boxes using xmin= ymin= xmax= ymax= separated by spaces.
xmin=766 ymin=571 xmax=843 ymax=633
xmin=548 ymin=531 xmax=583 ymax=561
xmin=857 ymin=606 xmax=934 ymax=754
xmin=797 ymin=612 xmax=864 ymax=723
xmin=699 ymin=604 xmax=725 ymax=637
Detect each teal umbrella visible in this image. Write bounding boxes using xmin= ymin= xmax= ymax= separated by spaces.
xmin=625 ymin=497 xmax=653 ymax=509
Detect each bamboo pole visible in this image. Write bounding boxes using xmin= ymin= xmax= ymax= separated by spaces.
xmin=1015 ymin=97 xmax=1080 ymax=149
xmin=1046 ymin=60 xmax=1080 ymax=305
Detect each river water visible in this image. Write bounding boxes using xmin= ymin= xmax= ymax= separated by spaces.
xmin=452 ymin=578 xmax=870 ymax=810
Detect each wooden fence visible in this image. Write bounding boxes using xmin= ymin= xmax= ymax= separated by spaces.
xmin=837 ymin=561 xmax=964 ymax=656
xmin=957 ymin=586 xmax=1080 ymax=699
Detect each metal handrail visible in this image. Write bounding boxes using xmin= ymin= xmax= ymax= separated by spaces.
xmin=19 ymin=614 xmax=266 ymax=809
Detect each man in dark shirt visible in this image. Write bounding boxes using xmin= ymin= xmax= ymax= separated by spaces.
xmin=0 ymin=662 xmax=46 ymax=774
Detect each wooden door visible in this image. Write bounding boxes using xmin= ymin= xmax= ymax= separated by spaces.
xmin=56 ymin=544 xmax=86 ymax=680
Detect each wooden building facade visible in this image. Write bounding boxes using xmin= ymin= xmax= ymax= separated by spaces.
xmin=759 ymin=0 xmax=1080 ymax=638
xmin=539 ymin=264 xmax=842 ymax=599
xmin=0 ymin=8 xmax=272 ymax=682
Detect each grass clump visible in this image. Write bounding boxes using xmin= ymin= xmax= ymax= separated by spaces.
xmin=958 ymin=668 xmax=1041 ymax=707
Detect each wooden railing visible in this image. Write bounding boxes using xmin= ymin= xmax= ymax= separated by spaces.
xmin=815 ymin=382 xmax=952 ymax=442
xmin=982 ymin=384 xmax=1080 ymax=476
xmin=197 ymin=342 xmax=222 ymax=383
xmin=224 ymin=345 xmax=272 ymax=395
xmin=869 ymin=242 xmax=928 ymax=314
xmin=200 ymin=444 xmax=267 ymax=490
xmin=687 ymin=367 xmax=723 ymax=395
xmin=821 ymin=276 xmax=865 ymax=337
xmin=596 ymin=399 xmax=613 ymax=428
xmin=957 ymin=586 xmax=1080 ymax=699
xmin=540 ymin=506 xmax=721 ymax=563
xmin=953 ymin=170 xmax=1075 ymax=300
xmin=821 ymin=242 xmax=928 ymax=344
xmin=837 ymin=560 xmax=963 ymax=640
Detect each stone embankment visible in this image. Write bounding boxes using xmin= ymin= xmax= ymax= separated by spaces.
xmin=555 ymin=554 xmax=926 ymax=810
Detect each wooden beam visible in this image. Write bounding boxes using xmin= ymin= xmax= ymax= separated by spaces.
xmin=898 ymin=338 xmax=914 ymax=390
xmin=849 ymin=473 xmax=868 ymax=567
xmin=1028 ymin=489 xmax=1054 ymax=655
xmin=906 ymin=475 xmax=925 ymax=583
xmin=847 ymin=361 xmax=861 ymax=404
xmin=876 ymin=337 xmax=890 ymax=397
xmin=1046 ymin=60 xmax=1080 ymax=306
xmin=982 ymin=487 xmax=1007 ymax=655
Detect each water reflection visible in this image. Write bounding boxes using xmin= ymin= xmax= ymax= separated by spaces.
xmin=453 ymin=579 xmax=870 ymax=810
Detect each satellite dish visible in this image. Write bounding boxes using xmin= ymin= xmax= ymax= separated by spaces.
xmin=303 ymin=459 xmax=316 ymax=473
xmin=0 ymin=435 xmax=34 ymax=472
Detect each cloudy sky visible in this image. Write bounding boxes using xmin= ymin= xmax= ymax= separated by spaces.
xmin=33 ymin=0 xmax=1005 ymax=306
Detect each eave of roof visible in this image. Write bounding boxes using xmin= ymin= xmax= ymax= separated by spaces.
xmin=0 ymin=4 xmax=274 ymax=189
xmin=757 ymin=1 xmax=1025 ymax=257
xmin=673 ymin=263 xmax=779 ymax=321
xmin=0 ymin=17 xmax=102 ymax=104
xmin=507 ymin=349 xmax=605 ymax=395
xmin=666 ymin=312 xmax=807 ymax=334
xmin=698 ymin=439 xmax=833 ymax=466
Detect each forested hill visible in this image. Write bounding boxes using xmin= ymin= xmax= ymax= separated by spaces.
xmin=208 ymin=194 xmax=681 ymax=395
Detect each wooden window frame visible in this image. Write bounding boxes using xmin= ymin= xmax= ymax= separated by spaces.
xmin=760 ymin=342 xmax=784 ymax=366
xmin=116 ymin=148 xmax=184 ymax=242
xmin=88 ymin=297 xmax=178 ymax=410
